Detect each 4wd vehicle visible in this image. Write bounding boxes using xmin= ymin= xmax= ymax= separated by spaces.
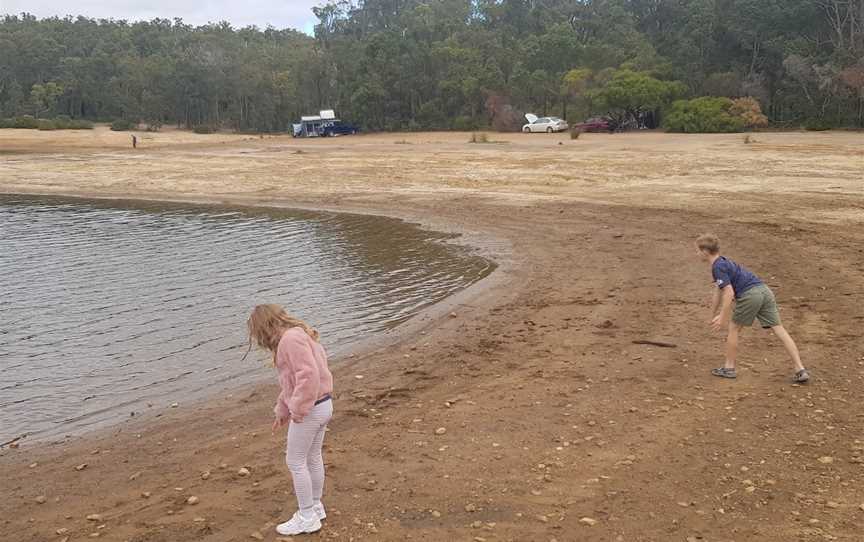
xmin=322 ymin=121 xmax=360 ymax=136
xmin=575 ymin=117 xmax=614 ymax=132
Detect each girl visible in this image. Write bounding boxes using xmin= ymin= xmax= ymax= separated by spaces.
xmin=245 ymin=304 xmax=334 ymax=536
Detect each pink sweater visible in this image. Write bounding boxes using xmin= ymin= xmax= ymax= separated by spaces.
xmin=273 ymin=327 xmax=333 ymax=422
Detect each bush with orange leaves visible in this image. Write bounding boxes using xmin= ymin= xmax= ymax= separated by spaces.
xmin=730 ymin=97 xmax=769 ymax=130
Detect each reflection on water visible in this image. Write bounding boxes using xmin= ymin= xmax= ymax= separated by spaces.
xmin=0 ymin=195 xmax=494 ymax=442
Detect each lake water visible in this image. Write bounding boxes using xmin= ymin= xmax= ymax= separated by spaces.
xmin=0 ymin=195 xmax=494 ymax=443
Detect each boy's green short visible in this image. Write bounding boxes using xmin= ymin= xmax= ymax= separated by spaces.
xmin=733 ymin=284 xmax=781 ymax=328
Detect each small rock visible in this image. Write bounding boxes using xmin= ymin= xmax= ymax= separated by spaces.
xmin=431 ymin=510 xmax=441 ymax=518
xmin=86 ymin=514 xmax=103 ymax=522
xmin=579 ymin=517 xmax=597 ymax=526
xmin=250 ymin=533 xmax=264 ymax=540
xmin=129 ymin=471 xmax=141 ymax=481
xmin=171 ymin=403 xmax=179 ymax=408
xmin=186 ymin=496 xmax=199 ymax=505
xmin=29 ymin=462 xmax=38 ymax=468
xmin=449 ymin=312 xmax=457 ymax=318
xmin=354 ymin=375 xmax=364 ymax=380
xmin=75 ymin=463 xmax=88 ymax=471
xmin=435 ymin=427 xmax=447 ymax=435
xmin=818 ymin=456 xmax=834 ymax=464
xmin=465 ymin=503 xmax=477 ymax=512
xmin=35 ymin=495 xmax=47 ymax=504
xmin=56 ymin=528 xmax=69 ymax=535
xmin=530 ymin=489 xmax=542 ymax=496
xmin=238 ymin=467 xmax=251 ymax=477
xmin=537 ymin=515 xmax=549 ymax=523
xmin=89 ymin=533 xmax=100 ymax=538
xmin=141 ymin=492 xmax=151 ymax=499
xmin=859 ymin=504 xmax=864 ymax=512
xmin=201 ymin=471 xmax=211 ymax=480
xmin=193 ymin=517 xmax=206 ymax=523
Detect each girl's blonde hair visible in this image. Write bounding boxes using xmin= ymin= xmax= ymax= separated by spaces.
xmin=242 ymin=304 xmax=319 ymax=362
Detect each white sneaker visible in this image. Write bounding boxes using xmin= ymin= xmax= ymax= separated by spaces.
xmin=276 ymin=511 xmax=322 ymax=536
xmin=313 ymin=502 xmax=326 ymax=521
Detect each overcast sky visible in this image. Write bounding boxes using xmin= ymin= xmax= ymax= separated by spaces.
xmin=0 ymin=0 xmax=323 ymax=33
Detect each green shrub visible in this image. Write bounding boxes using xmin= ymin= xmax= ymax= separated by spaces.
xmin=0 ymin=118 xmax=13 ymax=129
xmin=452 ymin=115 xmax=479 ymax=131
xmin=53 ymin=115 xmax=72 ymax=129
xmin=193 ymin=125 xmax=216 ymax=134
xmin=803 ymin=118 xmax=834 ymax=131
xmin=69 ymin=119 xmax=94 ymax=129
xmin=665 ymin=97 xmax=746 ymax=133
xmin=37 ymin=119 xmax=57 ymax=130
xmin=13 ymin=115 xmax=39 ymax=129
xmin=110 ymin=119 xmax=135 ymax=131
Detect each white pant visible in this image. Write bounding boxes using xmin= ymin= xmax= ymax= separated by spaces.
xmin=285 ymin=399 xmax=332 ymax=513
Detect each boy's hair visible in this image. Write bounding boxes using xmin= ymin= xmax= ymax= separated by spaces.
xmin=696 ymin=233 xmax=720 ymax=255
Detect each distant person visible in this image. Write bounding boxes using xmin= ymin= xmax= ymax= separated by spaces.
xmin=244 ymin=304 xmax=334 ymax=536
xmin=131 ymin=135 xmax=137 ymax=149
xmin=696 ymin=234 xmax=810 ymax=383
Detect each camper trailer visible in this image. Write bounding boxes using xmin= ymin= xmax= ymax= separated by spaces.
xmin=292 ymin=110 xmax=359 ymax=137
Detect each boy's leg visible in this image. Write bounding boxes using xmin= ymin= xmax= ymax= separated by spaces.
xmin=770 ymin=325 xmax=805 ymax=373
xmin=756 ymin=287 xmax=807 ymax=376
xmin=724 ymin=323 xmax=744 ymax=369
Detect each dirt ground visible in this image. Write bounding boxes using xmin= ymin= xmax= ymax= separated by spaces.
xmin=1 ymin=127 xmax=863 ymax=542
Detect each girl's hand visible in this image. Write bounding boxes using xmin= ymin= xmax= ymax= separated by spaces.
xmin=272 ymin=415 xmax=289 ymax=434
xmin=290 ymin=413 xmax=304 ymax=424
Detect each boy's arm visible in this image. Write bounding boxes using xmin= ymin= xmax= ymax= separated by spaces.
xmin=715 ymin=286 xmax=735 ymax=324
xmin=710 ymin=287 xmax=721 ymax=315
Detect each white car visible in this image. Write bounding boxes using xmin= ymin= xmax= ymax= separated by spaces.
xmin=522 ymin=114 xmax=569 ymax=133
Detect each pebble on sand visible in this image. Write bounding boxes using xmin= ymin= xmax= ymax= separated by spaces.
xmin=818 ymin=456 xmax=834 ymax=464
xmin=141 ymin=492 xmax=151 ymax=499
xmin=56 ymin=529 xmax=69 ymax=536
xmin=86 ymin=514 xmax=103 ymax=522
xmin=435 ymin=427 xmax=447 ymax=435
xmin=186 ymin=496 xmax=200 ymax=505
xmin=35 ymin=496 xmax=47 ymax=504
xmin=579 ymin=517 xmax=597 ymax=526
xmin=201 ymin=471 xmax=211 ymax=480
xmin=238 ymin=467 xmax=251 ymax=477
xmin=250 ymin=532 xmax=264 ymax=540
xmin=75 ymin=463 xmax=88 ymax=471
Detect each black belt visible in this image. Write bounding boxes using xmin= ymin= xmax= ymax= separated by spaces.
xmin=314 ymin=394 xmax=332 ymax=406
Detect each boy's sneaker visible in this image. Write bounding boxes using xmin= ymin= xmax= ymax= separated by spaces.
xmin=313 ymin=502 xmax=326 ymax=521
xmin=793 ymin=369 xmax=810 ymax=383
xmin=711 ymin=367 xmax=737 ymax=379
xmin=276 ymin=511 xmax=322 ymax=536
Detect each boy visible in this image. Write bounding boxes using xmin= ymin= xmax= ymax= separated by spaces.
xmin=696 ymin=234 xmax=810 ymax=383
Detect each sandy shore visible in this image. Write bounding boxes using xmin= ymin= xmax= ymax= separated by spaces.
xmin=1 ymin=127 xmax=863 ymax=542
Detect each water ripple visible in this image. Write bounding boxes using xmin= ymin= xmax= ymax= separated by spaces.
xmin=0 ymin=195 xmax=494 ymax=442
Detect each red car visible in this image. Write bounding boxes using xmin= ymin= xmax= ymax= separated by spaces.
xmin=575 ymin=117 xmax=614 ymax=132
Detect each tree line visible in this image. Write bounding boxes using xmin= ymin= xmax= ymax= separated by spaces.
xmin=1 ymin=1 xmax=863 ymax=133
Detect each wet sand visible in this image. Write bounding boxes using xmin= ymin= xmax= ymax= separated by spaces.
xmin=1 ymin=127 xmax=863 ymax=541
